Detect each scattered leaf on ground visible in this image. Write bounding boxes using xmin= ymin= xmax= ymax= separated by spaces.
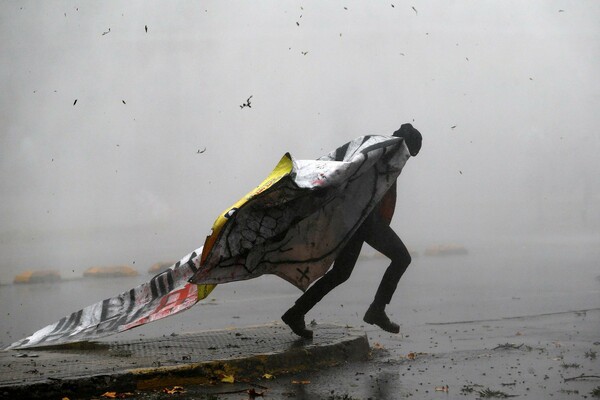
xmin=163 ymin=386 xmax=185 ymax=394
xmin=493 ymin=343 xmax=523 ymax=350
xmin=220 ymin=374 xmax=235 ymax=383
xmin=478 ymin=388 xmax=517 ymax=398
xmin=292 ymin=380 xmax=311 ymax=384
xmin=461 ymin=384 xmax=483 ymax=394
xmin=262 ymin=373 xmax=275 ymax=379
xmin=248 ymin=388 xmax=264 ymax=398
xmin=561 ymin=362 xmax=581 ymax=369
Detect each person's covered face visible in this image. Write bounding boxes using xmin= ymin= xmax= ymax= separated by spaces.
xmin=393 ymin=123 xmax=422 ymax=156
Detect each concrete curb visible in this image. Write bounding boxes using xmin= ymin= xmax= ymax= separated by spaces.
xmin=0 ymin=324 xmax=369 ymax=399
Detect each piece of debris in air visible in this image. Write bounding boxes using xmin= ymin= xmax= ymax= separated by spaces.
xmin=122 ymin=100 xmax=126 ymax=104
xmin=73 ymin=99 xmax=77 ymax=106
xmin=197 ymin=147 xmax=206 ymax=154
xmin=145 ymin=25 xmax=148 ymax=33
xmin=412 ymin=6 xmax=418 ymax=14
xmin=240 ymin=95 xmax=253 ymax=109
xmin=102 ymin=28 xmax=111 ymax=36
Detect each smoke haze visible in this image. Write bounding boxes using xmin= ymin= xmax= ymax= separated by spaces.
xmin=1 ymin=1 xmax=599 ymax=281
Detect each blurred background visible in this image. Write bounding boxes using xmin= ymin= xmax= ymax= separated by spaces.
xmin=1 ymin=1 xmax=599 ymax=344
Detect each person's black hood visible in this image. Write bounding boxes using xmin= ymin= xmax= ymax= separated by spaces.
xmin=393 ymin=123 xmax=422 ymax=156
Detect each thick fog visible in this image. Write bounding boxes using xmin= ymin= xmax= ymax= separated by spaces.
xmin=1 ymin=1 xmax=599 ymax=282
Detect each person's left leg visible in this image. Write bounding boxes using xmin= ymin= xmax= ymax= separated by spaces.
xmin=362 ymin=220 xmax=412 ymax=333
xmin=282 ymin=229 xmax=365 ymax=338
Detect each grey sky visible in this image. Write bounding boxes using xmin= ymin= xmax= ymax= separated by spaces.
xmin=1 ymin=1 xmax=599 ymax=275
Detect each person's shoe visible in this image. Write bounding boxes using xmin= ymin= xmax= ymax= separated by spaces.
xmin=282 ymin=309 xmax=313 ymax=339
xmin=363 ymin=306 xmax=400 ymax=334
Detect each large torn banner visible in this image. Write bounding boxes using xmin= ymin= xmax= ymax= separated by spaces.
xmin=6 ymin=135 xmax=410 ymax=350
xmin=192 ymin=135 xmax=411 ymax=290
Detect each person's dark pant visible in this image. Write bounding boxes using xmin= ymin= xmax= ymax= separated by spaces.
xmin=292 ymin=212 xmax=412 ymax=315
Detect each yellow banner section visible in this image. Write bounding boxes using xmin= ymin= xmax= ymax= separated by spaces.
xmin=197 ymin=283 xmax=216 ymax=301
xmin=201 ymin=153 xmax=293 ymax=264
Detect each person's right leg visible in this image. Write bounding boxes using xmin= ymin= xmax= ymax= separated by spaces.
xmin=282 ymin=231 xmax=365 ymax=338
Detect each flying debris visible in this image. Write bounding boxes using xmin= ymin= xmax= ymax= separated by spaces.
xmin=73 ymin=99 xmax=77 ymax=106
xmin=240 ymin=95 xmax=253 ymax=109
xmin=412 ymin=6 xmax=418 ymax=15
xmin=122 ymin=100 xmax=126 ymax=104
xmin=451 ymin=125 xmax=456 ymax=129
xmin=296 ymin=21 xmax=299 ymax=26
xmin=197 ymin=147 xmax=207 ymax=154
xmin=145 ymin=25 xmax=148 ymax=33
xmin=301 ymin=51 xmax=308 ymax=55
xmin=391 ymin=4 xmax=395 ymax=8
xmin=558 ymin=9 xmax=565 ymax=12
xmin=102 ymin=28 xmax=111 ymax=36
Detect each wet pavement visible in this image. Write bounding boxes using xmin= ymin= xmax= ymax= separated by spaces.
xmin=2 ymin=310 xmax=598 ymax=399
xmin=129 ymin=309 xmax=600 ymax=400
xmin=1 ymin=238 xmax=599 ymax=398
